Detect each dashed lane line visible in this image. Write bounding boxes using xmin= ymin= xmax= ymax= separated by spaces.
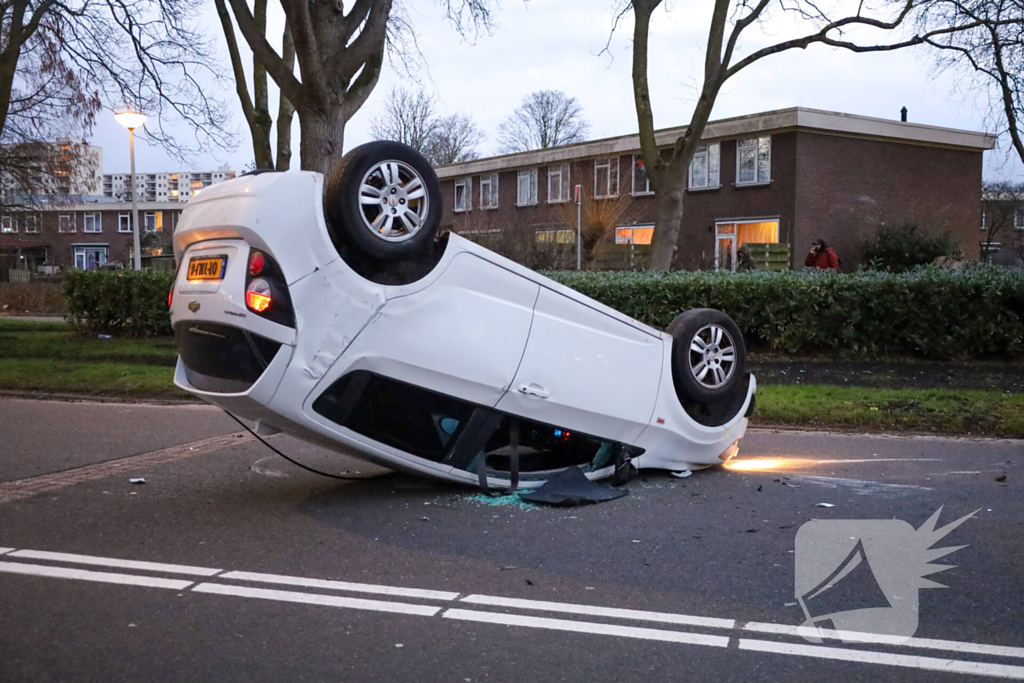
xmin=7 ymin=549 xmax=222 ymax=576
xmin=0 ymin=431 xmax=252 ymax=504
xmin=739 ymin=639 xmax=1024 ymax=680
xmin=3 ymin=545 xmax=1024 ymax=680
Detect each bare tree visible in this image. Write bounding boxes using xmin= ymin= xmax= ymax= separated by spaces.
xmin=619 ymin=0 xmax=1000 ymax=270
xmin=223 ymin=0 xmax=497 ymax=175
xmin=925 ymin=0 xmax=1024 ymax=166
xmin=497 ymin=90 xmax=590 ymax=153
xmin=370 ymin=87 xmax=484 ymax=165
xmin=425 ymin=114 xmax=484 ymax=165
xmin=369 ymin=86 xmax=439 ymax=153
xmin=981 ymin=181 xmax=1024 ymax=263
xmin=216 ymin=0 xmax=296 ymax=170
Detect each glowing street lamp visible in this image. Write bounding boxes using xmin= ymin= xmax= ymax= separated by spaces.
xmin=115 ymin=109 xmax=147 ymax=270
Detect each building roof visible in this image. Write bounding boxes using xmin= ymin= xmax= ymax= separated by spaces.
xmin=435 ymin=107 xmax=997 ymax=179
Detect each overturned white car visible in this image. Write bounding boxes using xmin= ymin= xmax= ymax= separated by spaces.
xmin=170 ymin=142 xmax=755 ymax=489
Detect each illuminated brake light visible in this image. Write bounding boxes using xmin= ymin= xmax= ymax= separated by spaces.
xmin=168 ymin=288 xmax=173 ymax=307
xmin=246 ymin=278 xmax=272 ymax=312
xmin=249 ymin=251 xmax=265 ymax=276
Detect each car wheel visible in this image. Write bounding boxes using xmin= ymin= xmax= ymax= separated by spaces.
xmin=324 ymin=141 xmax=442 ymax=262
xmin=668 ymin=308 xmax=747 ymax=404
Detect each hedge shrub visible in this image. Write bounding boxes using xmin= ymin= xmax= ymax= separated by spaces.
xmin=65 ymin=269 xmax=175 ymax=337
xmin=547 ymin=268 xmax=1024 ymax=359
xmin=862 ymin=223 xmax=961 ymax=272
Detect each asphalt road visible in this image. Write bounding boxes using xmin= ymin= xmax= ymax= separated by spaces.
xmin=0 ymin=398 xmax=1022 ymax=682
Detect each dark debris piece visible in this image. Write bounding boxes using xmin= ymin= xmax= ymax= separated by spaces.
xmin=518 ymin=467 xmax=628 ymax=507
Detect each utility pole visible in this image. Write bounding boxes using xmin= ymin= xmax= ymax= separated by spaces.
xmin=576 ymin=184 xmax=582 ymax=270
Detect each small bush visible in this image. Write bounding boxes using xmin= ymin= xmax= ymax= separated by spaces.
xmin=862 ymin=223 xmax=961 ymax=272
xmin=0 ymin=282 xmax=66 ymax=315
xmin=546 ymin=268 xmax=1024 ymax=359
xmin=65 ymin=269 xmax=175 ymax=336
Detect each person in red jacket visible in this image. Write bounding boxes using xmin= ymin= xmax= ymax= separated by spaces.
xmin=804 ymin=238 xmax=839 ymax=270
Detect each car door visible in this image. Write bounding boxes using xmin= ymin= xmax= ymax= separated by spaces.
xmin=495 ymin=286 xmax=664 ymax=445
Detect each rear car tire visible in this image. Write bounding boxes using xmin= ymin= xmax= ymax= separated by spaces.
xmin=324 ymin=141 xmax=442 ymax=262
xmin=668 ymin=308 xmax=747 ymax=404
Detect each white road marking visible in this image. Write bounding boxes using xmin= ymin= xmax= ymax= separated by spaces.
xmin=219 ymin=570 xmax=459 ymax=601
xmin=460 ymin=594 xmax=734 ymax=629
xmin=9 ymin=549 xmax=221 ymax=576
xmin=745 ymin=622 xmax=1024 ymax=659
xmin=193 ymin=582 xmax=441 ymax=616
xmin=740 ymin=639 xmax=1024 ymax=680
xmin=0 ymin=547 xmax=13 ymax=555
xmin=444 ymin=608 xmax=731 ymax=647
xmin=0 ymin=561 xmax=193 ymax=590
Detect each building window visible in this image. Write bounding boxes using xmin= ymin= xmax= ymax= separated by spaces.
xmin=118 ymin=213 xmax=132 ymax=233
xmin=0 ymin=216 xmax=15 ymax=233
xmin=714 ymin=219 xmax=779 ymax=271
xmin=479 ymin=174 xmax=498 ymax=209
xmin=23 ymin=215 xmax=38 ymax=233
xmin=615 ymin=226 xmax=654 ymax=245
xmin=547 ymin=164 xmax=570 ymax=203
xmin=453 ymin=178 xmax=471 ymax=212
xmin=1016 ymin=207 xmax=1024 ymax=230
xmin=517 ymin=169 xmax=538 ymax=206
xmin=535 ymin=229 xmax=575 ymax=243
xmin=736 ymin=137 xmax=771 ymax=185
xmin=73 ymin=246 xmax=108 ymax=271
xmin=632 ymin=156 xmax=652 ymax=195
xmin=144 ymin=212 xmax=157 ymax=232
xmin=689 ymin=143 xmax=721 ymax=190
xmin=59 ymin=214 xmax=75 ymax=233
xmin=981 ymin=208 xmax=987 ymax=231
xmin=83 ymin=213 xmax=102 ymax=233
xmin=595 ymin=158 xmax=619 ymax=198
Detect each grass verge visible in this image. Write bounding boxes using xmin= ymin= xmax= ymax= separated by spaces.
xmin=755 ymin=384 xmax=1024 ymax=438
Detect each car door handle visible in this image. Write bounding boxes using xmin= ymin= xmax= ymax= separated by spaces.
xmin=518 ymin=383 xmax=549 ymax=399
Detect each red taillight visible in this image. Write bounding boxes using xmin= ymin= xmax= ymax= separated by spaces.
xmin=246 ymin=278 xmax=272 ymax=312
xmin=249 ymin=251 xmax=265 ymax=277
xmin=168 ymin=288 xmax=173 ymax=307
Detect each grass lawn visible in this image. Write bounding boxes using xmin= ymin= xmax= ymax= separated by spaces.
xmin=1 ymin=320 xmax=1022 ymax=437
xmin=756 ymin=384 xmax=1024 ymax=438
xmin=0 ymin=319 xmax=184 ymax=400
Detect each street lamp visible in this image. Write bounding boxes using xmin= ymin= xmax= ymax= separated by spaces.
xmin=115 ymin=109 xmax=147 ymax=270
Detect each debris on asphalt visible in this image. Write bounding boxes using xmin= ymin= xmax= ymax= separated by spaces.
xmin=995 ymin=475 xmax=1007 ymax=482
xmin=815 ymin=503 xmax=835 ymax=508
xmin=129 ymin=478 xmax=146 ymax=484
xmin=671 ymin=470 xmax=693 ymax=479
xmin=518 ymin=466 xmax=628 ymax=506
xmin=499 ymin=566 xmax=519 ymax=571
xmin=757 ymin=485 xmax=763 ymax=492
xmin=784 ymin=482 xmax=800 ymax=488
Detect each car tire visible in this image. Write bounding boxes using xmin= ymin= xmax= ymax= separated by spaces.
xmin=324 ymin=141 xmax=442 ymax=262
xmin=668 ymin=308 xmax=747 ymax=404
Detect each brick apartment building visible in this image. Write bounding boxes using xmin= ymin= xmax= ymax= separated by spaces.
xmin=437 ymin=107 xmax=995 ymax=270
xmin=980 ymin=187 xmax=1024 ymax=268
xmin=0 ymin=198 xmax=183 ymax=274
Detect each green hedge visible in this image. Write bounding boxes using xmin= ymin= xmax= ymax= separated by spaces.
xmin=65 ymin=270 xmax=175 ymax=337
xmin=547 ymin=268 xmax=1024 ymax=359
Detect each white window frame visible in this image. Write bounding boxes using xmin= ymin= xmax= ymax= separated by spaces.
xmin=73 ymin=245 xmax=108 ymax=271
xmin=632 ymin=155 xmax=652 ymax=196
xmin=454 ymin=178 xmax=471 ymax=213
xmin=144 ymin=211 xmax=157 ymax=233
xmin=689 ymin=143 xmax=721 ymax=190
xmin=23 ymin=214 xmax=38 ymax=233
xmin=1 ymin=216 xmax=15 ymax=233
xmin=83 ymin=213 xmax=102 ymax=233
xmin=479 ymin=174 xmax=498 ymax=209
xmin=59 ymin=214 xmax=75 ymax=233
xmin=118 ymin=213 xmax=132 ymax=233
xmin=517 ymin=169 xmax=538 ymax=207
xmin=547 ymin=164 xmax=570 ymax=203
xmin=736 ymin=137 xmax=771 ymax=186
xmin=594 ymin=158 xmax=619 ymax=198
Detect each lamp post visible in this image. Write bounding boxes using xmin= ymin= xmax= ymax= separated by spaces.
xmin=114 ymin=110 xmax=147 ymax=270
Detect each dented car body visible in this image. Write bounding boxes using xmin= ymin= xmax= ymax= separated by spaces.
xmin=171 ymin=159 xmax=755 ymax=489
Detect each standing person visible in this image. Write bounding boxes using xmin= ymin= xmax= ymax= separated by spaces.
xmin=805 ymin=238 xmax=839 ymax=270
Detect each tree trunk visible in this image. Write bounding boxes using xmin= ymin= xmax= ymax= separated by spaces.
xmin=298 ymin=107 xmax=347 ymax=175
xmin=649 ymin=177 xmax=685 ymax=271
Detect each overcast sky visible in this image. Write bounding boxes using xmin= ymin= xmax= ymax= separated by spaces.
xmin=90 ymin=0 xmax=1024 ymax=182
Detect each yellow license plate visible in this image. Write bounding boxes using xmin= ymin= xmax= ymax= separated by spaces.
xmin=187 ymin=256 xmax=227 ymax=280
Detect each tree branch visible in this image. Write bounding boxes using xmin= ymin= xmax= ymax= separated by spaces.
xmin=225 ymin=0 xmax=304 ymax=108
